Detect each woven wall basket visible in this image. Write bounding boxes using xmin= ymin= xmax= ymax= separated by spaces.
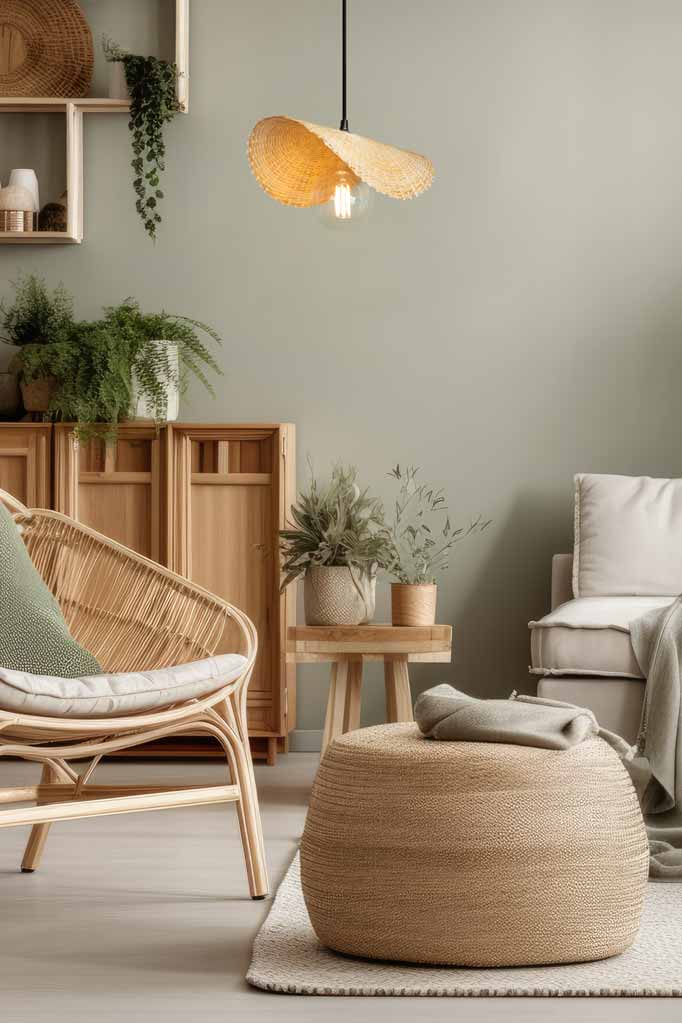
xmin=248 ymin=116 xmax=434 ymax=207
xmin=0 ymin=0 xmax=93 ymax=97
xmin=301 ymin=724 xmax=649 ymax=968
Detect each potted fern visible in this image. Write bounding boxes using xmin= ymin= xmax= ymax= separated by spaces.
xmin=381 ymin=466 xmax=491 ymax=626
xmin=102 ymin=301 xmax=221 ymax=424
xmin=280 ymin=464 xmax=388 ymax=626
xmin=0 ymin=274 xmax=74 ymax=413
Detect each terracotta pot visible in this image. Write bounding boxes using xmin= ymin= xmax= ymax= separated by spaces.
xmin=304 ymin=565 xmax=376 ymax=626
xmin=0 ymin=372 xmax=20 ymax=418
xmin=20 ymin=376 xmax=56 ymax=413
xmin=391 ymin=583 xmax=437 ymax=626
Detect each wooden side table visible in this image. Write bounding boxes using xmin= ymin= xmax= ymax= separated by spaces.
xmin=287 ymin=625 xmax=453 ymax=754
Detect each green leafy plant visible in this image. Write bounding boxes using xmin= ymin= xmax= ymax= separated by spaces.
xmin=17 ymin=320 xmax=134 ymax=441
xmin=381 ymin=465 xmax=491 ymax=585
xmin=2 ymin=275 xmax=222 ymax=440
xmin=280 ymin=463 xmax=388 ymax=590
xmin=0 ymin=273 xmax=74 ymax=349
xmin=103 ymin=37 xmax=180 ymax=240
xmin=102 ymin=300 xmax=222 ymax=422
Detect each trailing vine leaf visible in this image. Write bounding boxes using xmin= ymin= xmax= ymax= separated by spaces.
xmin=103 ymin=37 xmax=180 ymax=240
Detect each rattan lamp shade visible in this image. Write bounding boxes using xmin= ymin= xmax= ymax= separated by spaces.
xmin=248 ymin=116 xmax=434 ymax=207
xmin=0 ymin=0 xmax=93 ymax=98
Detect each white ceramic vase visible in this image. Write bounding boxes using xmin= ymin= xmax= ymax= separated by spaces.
xmin=8 ymin=169 xmax=39 ymax=211
xmin=132 ymin=341 xmax=180 ymax=422
xmin=107 ymin=61 xmax=129 ymax=100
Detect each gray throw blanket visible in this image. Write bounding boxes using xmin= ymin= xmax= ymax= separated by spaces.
xmin=415 ymin=684 xmax=602 ymax=750
xmin=630 ymin=595 xmax=682 ymax=880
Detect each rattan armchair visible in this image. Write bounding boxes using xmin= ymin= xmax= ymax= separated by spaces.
xmin=0 ymin=489 xmax=268 ymax=899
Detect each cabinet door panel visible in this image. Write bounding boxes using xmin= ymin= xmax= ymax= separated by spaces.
xmin=190 ymin=483 xmax=273 ymax=700
xmin=54 ymin=425 xmax=162 ymax=561
xmin=78 ymin=482 xmax=152 ymax=554
xmin=0 ymin=425 xmax=50 ymax=507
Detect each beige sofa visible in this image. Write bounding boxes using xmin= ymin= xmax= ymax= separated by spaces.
xmin=529 ymin=552 xmax=673 ymax=744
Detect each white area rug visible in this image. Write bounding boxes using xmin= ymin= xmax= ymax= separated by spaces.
xmin=247 ymin=854 xmax=682 ymax=996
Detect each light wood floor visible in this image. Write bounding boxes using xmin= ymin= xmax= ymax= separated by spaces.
xmin=0 ymin=755 xmax=678 ymax=1022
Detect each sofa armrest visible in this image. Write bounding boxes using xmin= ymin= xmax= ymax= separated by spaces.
xmin=551 ymin=553 xmax=573 ymax=610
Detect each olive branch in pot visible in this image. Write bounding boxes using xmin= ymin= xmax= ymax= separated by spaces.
xmin=381 ymin=465 xmax=491 ymax=585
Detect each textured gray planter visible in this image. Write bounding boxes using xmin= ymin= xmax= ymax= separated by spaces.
xmin=304 ymin=565 xmax=376 ymax=626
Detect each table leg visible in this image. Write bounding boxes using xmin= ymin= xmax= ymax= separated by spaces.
xmin=343 ymin=659 xmax=363 ymax=733
xmin=322 ymin=660 xmax=350 ymax=755
xmin=384 ymin=656 xmax=414 ymax=723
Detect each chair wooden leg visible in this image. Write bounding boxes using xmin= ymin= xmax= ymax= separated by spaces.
xmin=384 ymin=656 xmax=414 ymax=723
xmin=21 ymin=763 xmax=58 ymax=873
xmin=221 ymin=697 xmax=269 ymax=900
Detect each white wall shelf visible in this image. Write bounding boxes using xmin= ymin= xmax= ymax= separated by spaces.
xmin=0 ymin=0 xmax=188 ymax=243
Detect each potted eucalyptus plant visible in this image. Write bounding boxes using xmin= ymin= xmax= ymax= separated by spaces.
xmin=381 ymin=465 xmax=491 ymax=626
xmin=280 ymin=464 xmax=387 ymax=626
xmin=103 ymin=37 xmax=180 ymax=240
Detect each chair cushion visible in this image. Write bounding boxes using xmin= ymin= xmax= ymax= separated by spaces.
xmin=529 ymin=596 xmax=673 ymax=678
xmin=574 ymin=473 xmax=682 ymax=597
xmin=0 ymin=502 xmax=101 ymax=677
xmin=0 ymin=653 xmax=248 ymax=718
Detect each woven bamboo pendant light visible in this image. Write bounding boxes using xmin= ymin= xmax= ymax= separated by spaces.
xmin=248 ymin=0 xmax=434 ymax=223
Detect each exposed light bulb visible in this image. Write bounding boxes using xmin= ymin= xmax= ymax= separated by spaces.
xmin=315 ymin=169 xmax=372 ymax=226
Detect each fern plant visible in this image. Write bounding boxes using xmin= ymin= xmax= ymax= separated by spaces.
xmin=381 ymin=465 xmax=491 ymax=584
xmin=103 ymin=37 xmax=180 ymax=240
xmin=0 ymin=273 xmax=74 ymax=349
xmin=2 ymin=276 xmax=222 ymax=440
xmin=280 ymin=464 xmax=389 ymax=590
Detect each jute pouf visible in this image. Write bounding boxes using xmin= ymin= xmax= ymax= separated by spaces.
xmin=300 ymin=724 xmax=649 ymax=968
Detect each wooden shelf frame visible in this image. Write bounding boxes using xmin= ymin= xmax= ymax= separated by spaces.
xmin=0 ymin=0 xmax=188 ymax=243
xmin=0 ymin=101 xmax=83 ymax=244
xmin=0 ymin=1 xmax=189 ymax=114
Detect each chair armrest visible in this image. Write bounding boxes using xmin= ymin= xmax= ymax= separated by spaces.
xmin=551 ymin=553 xmax=574 ymax=610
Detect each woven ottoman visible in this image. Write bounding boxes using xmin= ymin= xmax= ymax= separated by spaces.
xmin=300 ymin=724 xmax=648 ymax=967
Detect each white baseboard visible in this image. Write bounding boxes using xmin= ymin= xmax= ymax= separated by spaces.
xmin=289 ymin=729 xmax=323 ymax=753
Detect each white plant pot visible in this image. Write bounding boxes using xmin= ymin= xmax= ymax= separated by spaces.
xmin=304 ymin=565 xmax=376 ymax=626
xmin=108 ymin=61 xmax=129 ymax=100
xmin=132 ymin=341 xmax=180 ymax=422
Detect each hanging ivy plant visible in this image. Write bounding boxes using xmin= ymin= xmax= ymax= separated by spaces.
xmin=103 ymin=38 xmax=180 ymax=240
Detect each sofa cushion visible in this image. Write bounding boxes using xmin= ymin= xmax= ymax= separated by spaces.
xmin=573 ymin=473 xmax=682 ymax=597
xmin=0 ymin=653 xmax=248 ymax=718
xmin=529 ymin=596 xmax=673 ymax=678
xmin=0 ymin=502 xmax=101 ymax=677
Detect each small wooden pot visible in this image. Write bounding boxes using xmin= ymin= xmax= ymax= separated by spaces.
xmin=391 ymin=583 xmax=437 ymax=626
xmin=20 ymin=376 xmax=56 ymax=413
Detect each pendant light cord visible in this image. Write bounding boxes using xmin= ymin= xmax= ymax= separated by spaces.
xmin=340 ymin=0 xmax=349 ymax=131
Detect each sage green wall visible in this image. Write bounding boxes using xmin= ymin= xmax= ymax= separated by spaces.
xmin=2 ymin=1 xmax=682 ymax=734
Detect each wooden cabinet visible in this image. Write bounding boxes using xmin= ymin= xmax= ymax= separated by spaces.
xmin=0 ymin=423 xmax=50 ymax=508
xmin=0 ymin=422 xmax=296 ymax=763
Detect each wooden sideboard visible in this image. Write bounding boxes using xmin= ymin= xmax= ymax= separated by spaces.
xmin=0 ymin=422 xmax=296 ymax=763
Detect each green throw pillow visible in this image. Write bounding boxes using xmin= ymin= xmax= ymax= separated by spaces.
xmin=0 ymin=503 xmax=101 ymax=677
